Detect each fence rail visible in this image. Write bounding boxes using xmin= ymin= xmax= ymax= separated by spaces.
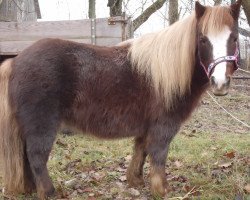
xmin=0 ymin=16 xmax=132 ymax=55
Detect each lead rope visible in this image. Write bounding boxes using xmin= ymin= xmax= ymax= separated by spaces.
xmin=237 ymin=68 xmax=250 ymax=74
xmin=206 ymin=91 xmax=250 ymax=129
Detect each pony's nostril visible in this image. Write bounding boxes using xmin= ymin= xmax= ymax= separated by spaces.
xmin=210 ymin=76 xmax=216 ymax=85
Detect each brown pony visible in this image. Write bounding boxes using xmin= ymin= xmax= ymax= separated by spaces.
xmin=0 ymin=1 xmax=242 ymax=199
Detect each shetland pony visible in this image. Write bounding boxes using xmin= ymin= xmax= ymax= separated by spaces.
xmin=0 ymin=1 xmax=242 ymax=199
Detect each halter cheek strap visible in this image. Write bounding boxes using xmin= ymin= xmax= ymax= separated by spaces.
xmin=200 ymin=45 xmax=240 ymax=78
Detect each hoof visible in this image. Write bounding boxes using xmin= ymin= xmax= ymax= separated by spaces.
xmin=37 ymin=185 xmax=55 ymax=200
xmin=47 ymin=186 xmax=56 ymax=197
xmin=127 ymin=174 xmax=145 ymax=187
xmin=150 ymin=174 xmax=167 ymax=197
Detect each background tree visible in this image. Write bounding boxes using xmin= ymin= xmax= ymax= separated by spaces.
xmin=242 ymin=0 xmax=250 ymax=26
xmin=214 ymin=0 xmax=223 ymax=5
xmin=107 ymin=0 xmax=122 ymax=16
xmin=89 ymin=0 xmax=96 ymax=18
xmin=0 ymin=0 xmax=38 ymax=22
xmin=169 ymin=0 xmax=179 ymax=25
xmin=132 ymin=0 xmax=166 ymax=31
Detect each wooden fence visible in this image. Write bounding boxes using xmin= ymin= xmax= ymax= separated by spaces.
xmin=0 ymin=16 xmax=133 ymax=55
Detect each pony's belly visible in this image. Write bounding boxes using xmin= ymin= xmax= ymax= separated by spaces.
xmin=85 ymin=116 xmax=145 ymax=139
xmin=66 ymin=106 xmax=146 ymax=139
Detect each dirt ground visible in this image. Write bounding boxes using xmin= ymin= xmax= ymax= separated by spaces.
xmin=183 ymin=71 xmax=250 ymax=135
xmin=0 ymin=71 xmax=249 ymax=200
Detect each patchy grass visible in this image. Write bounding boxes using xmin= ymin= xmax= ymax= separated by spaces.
xmin=48 ymin=130 xmax=249 ymax=200
xmin=2 ymin=130 xmax=248 ymax=200
xmin=18 ymin=128 xmax=248 ymax=200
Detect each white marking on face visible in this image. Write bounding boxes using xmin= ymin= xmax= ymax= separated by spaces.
xmin=208 ymin=26 xmax=231 ymax=89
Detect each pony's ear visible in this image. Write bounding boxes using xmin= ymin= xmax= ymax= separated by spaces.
xmin=195 ymin=1 xmax=206 ymax=19
xmin=230 ymin=0 xmax=242 ymax=20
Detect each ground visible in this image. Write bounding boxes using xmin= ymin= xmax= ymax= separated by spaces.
xmin=0 ymin=72 xmax=249 ymax=200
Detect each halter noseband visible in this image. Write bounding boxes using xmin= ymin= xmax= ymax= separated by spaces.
xmin=200 ymin=44 xmax=240 ymax=78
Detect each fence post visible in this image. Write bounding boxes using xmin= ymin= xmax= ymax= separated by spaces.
xmin=245 ymin=38 xmax=249 ymax=70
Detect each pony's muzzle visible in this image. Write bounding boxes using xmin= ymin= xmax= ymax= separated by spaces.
xmin=210 ymin=75 xmax=231 ymax=96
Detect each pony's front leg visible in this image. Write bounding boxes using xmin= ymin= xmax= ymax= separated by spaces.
xmin=127 ymin=136 xmax=147 ymax=187
xmin=147 ymin=124 xmax=177 ymax=197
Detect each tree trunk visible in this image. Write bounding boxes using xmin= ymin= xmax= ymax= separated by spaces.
xmin=107 ymin=0 xmax=122 ymax=17
xmin=242 ymin=0 xmax=250 ymax=26
xmin=0 ymin=0 xmax=37 ymax=22
xmin=214 ymin=0 xmax=222 ymax=5
xmin=169 ymin=0 xmax=179 ymax=25
xmin=132 ymin=0 xmax=166 ymax=31
xmin=88 ymin=0 xmax=96 ymax=18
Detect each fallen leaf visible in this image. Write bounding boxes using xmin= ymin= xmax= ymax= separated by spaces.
xmin=64 ymin=178 xmax=78 ymax=188
xmin=218 ymin=162 xmax=233 ymax=168
xmin=211 ymin=169 xmax=221 ymax=178
xmin=125 ymin=155 xmax=132 ymax=162
xmin=115 ymin=181 xmax=124 ymax=188
xmin=82 ymin=187 xmax=93 ymax=193
xmin=56 ymin=139 xmax=68 ymax=147
xmin=223 ymin=151 xmax=235 ymax=159
xmin=128 ymin=188 xmax=140 ymax=196
xmin=69 ymin=190 xmax=77 ymax=197
xmin=174 ymin=160 xmax=183 ymax=168
xmin=244 ymin=184 xmax=250 ymax=193
xmin=167 ymin=175 xmax=187 ymax=183
xmin=92 ymin=172 xmax=105 ymax=181
xmin=87 ymin=197 xmax=96 ymax=200
xmin=119 ymin=175 xmax=127 ymax=182
xmin=182 ymin=184 xmax=191 ymax=192
xmin=77 ymin=189 xmax=84 ymax=194
xmin=88 ymin=193 xmax=95 ymax=197
xmin=64 ymin=159 xmax=81 ymax=171
xmin=116 ymin=167 xmax=126 ymax=172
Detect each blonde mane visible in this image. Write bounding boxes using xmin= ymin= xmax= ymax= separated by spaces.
xmin=129 ymin=5 xmax=234 ymax=110
xmin=129 ymin=14 xmax=197 ymax=109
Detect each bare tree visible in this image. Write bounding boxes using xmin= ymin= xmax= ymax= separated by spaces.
xmin=169 ymin=0 xmax=178 ymax=25
xmin=108 ymin=0 xmax=123 ymax=16
xmin=88 ymin=0 xmax=96 ymax=18
xmin=213 ymin=0 xmax=223 ymax=5
xmin=132 ymin=0 xmax=166 ymax=31
xmin=0 ymin=0 xmax=37 ymax=22
xmin=242 ymin=0 xmax=250 ymax=26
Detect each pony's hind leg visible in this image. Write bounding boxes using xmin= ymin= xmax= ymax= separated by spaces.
xmin=25 ymin=126 xmax=57 ymax=199
xmin=127 ymin=136 xmax=147 ymax=187
xmin=21 ymin=111 xmax=59 ymax=199
xmin=23 ymin=152 xmax=36 ymax=194
xmin=147 ymin=124 xmax=178 ymax=197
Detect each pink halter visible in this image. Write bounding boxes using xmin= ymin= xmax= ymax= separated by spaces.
xmin=200 ymin=44 xmax=240 ymax=78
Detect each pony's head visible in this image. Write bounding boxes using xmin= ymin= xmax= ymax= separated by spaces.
xmin=196 ymin=0 xmax=242 ymax=96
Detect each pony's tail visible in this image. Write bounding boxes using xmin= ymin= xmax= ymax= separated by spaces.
xmin=0 ymin=59 xmax=25 ymax=194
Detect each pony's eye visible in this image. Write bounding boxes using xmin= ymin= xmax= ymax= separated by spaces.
xmin=200 ymin=37 xmax=208 ymax=44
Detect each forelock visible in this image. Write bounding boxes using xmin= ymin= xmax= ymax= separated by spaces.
xmin=198 ymin=6 xmax=234 ymax=36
